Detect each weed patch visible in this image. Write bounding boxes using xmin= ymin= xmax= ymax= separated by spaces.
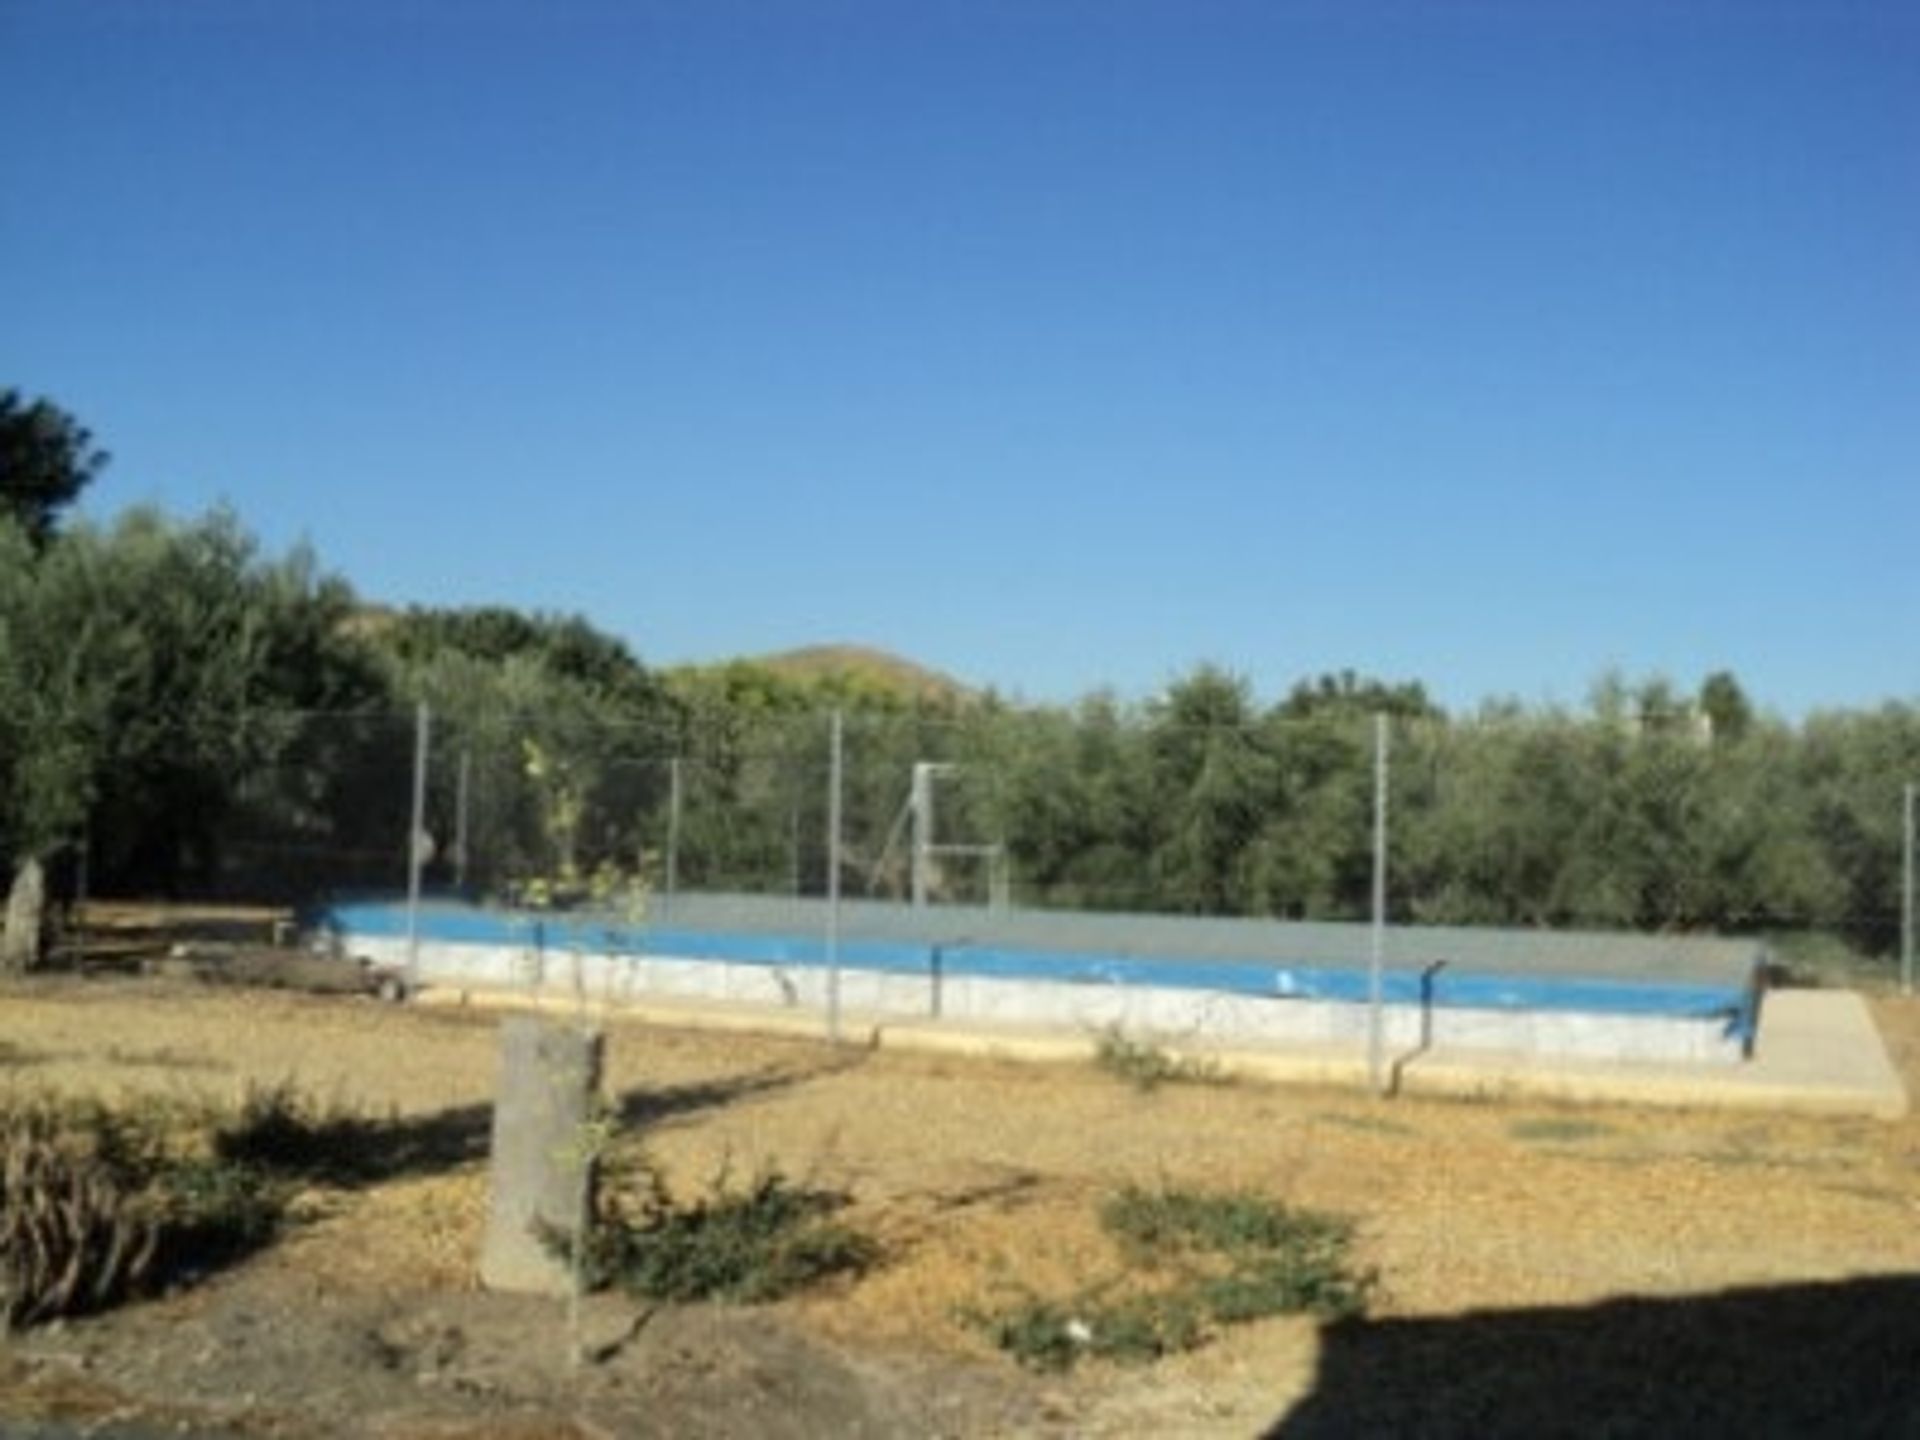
xmin=1316 ymin=1110 xmax=1418 ymax=1138
xmin=1508 ymin=1116 xmax=1614 ymax=1145
xmin=569 ymin=1156 xmax=879 ymax=1305
xmin=967 ymin=1183 xmax=1373 ymax=1372
xmin=1092 ymin=1028 xmax=1226 ymax=1093
xmin=0 ymin=1094 xmax=286 ymax=1330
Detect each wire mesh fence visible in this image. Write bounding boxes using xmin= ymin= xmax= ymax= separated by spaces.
xmin=46 ymin=698 xmax=1920 ymax=994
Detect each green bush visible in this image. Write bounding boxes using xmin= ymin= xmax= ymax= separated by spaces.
xmin=0 ymin=1094 xmax=286 ymax=1329
xmin=1092 ymin=1027 xmax=1225 ymax=1093
xmin=971 ymin=1287 xmax=1205 ymax=1371
xmin=968 ymin=1295 xmax=1084 ymax=1373
xmin=968 ymin=1183 xmax=1373 ymax=1372
xmin=572 ymin=1156 xmax=879 ymax=1304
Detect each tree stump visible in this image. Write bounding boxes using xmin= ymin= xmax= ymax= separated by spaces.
xmin=479 ymin=1016 xmax=604 ymax=1295
xmin=1 ymin=856 xmax=46 ymax=974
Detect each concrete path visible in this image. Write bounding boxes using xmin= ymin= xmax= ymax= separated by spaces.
xmin=415 ymin=984 xmax=1909 ymax=1120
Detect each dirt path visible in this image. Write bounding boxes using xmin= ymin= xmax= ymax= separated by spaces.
xmin=2 ymin=979 xmax=1916 ymax=1436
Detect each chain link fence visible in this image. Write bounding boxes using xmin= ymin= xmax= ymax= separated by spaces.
xmin=52 ymin=701 xmax=1919 ymax=997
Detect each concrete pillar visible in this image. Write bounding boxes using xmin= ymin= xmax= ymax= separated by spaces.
xmin=479 ymin=1016 xmax=604 ymax=1295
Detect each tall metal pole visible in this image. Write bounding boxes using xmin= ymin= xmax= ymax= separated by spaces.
xmin=405 ymin=701 xmax=431 ymax=991
xmin=665 ymin=756 xmax=682 ymax=923
xmin=826 ymin=711 xmax=844 ymax=1041
xmin=1367 ymin=712 xmax=1390 ymax=1095
xmin=790 ymin=798 xmax=802 ymax=896
xmin=73 ymin=825 xmax=90 ymax=969
xmin=453 ymin=747 xmax=471 ymax=893
xmin=1903 ymin=781 xmax=1915 ymax=996
xmin=910 ymin=761 xmax=932 ymax=908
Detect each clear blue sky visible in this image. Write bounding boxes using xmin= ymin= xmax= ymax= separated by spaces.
xmin=4 ymin=0 xmax=1914 ymax=716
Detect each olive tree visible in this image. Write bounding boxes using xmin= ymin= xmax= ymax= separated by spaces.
xmin=0 ymin=509 xmax=380 ymax=969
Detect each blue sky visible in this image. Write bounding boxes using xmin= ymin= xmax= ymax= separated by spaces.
xmin=4 ymin=1 xmax=1915 ymax=716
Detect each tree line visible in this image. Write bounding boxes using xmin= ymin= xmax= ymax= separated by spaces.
xmin=3 ymin=390 xmax=1915 ymax=969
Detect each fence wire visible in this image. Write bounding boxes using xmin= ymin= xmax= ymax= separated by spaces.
xmin=50 ymin=699 xmax=1920 ymax=984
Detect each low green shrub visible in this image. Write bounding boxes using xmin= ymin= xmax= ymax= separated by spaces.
xmin=968 ymin=1183 xmax=1373 ymax=1372
xmin=572 ymin=1156 xmax=879 ymax=1304
xmin=1507 ymin=1116 xmax=1613 ymax=1145
xmin=1092 ymin=1027 xmax=1225 ymax=1093
xmin=0 ymin=1094 xmax=286 ymax=1330
xmin=970 ymin=1287 xmax=1204 ymax=1371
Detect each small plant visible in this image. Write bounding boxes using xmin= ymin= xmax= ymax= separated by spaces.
xmin=969 ymin=1287 xmax=1203 ymax=1371
xmin=1092 ymin=1027 xmax=1225 ymax=1093
xmin=1315 ymin=1110 xmax=1418 ymax=1138
xmin=1508 ymin=1116 xmax=1614 ymax=1145
xmin=564 ymin=1153 xmax=879 ymax=1304
xmin=0 ymin=1094 xmax=286 ymax=1330
xmin=967 ymin=1294 xmax=1085 ymax=1373
xmin=967 ymin=1183 xmax=1373 ymax=1372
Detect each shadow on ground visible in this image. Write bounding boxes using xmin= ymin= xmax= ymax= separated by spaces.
xmin=1270 ymin=1273 xmax=1920 ymax=1438
xmin=230 ymin=1058 xmax=846 ymax=1188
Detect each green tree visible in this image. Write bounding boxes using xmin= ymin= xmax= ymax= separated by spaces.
xmin=1145 ymin=668 xmax=1271 ymax=914
xmin=0 ymin=521 xmax=99 ymax=966
xmin=1699 ymin=670 xmax=1754 ymax=743
xmin=368 ymin=612 xmax=685 ymax=902
xmin=1278 ymin=670 xmax=1437 ymax=722
xmin=0 ymin=510 xmax=382 ymax=968
xmin=0 ymin=390 xmax=107 ymax=548
xmin=1796 ymin=705 xmax=1920 ymax=952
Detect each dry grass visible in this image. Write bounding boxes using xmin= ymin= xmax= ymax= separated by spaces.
xmin=2 ymin=979 xmax=1917 ymax=1433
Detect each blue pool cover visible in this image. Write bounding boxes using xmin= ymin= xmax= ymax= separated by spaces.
xmin=323 ymin=899 xmax=1761 ymax=1044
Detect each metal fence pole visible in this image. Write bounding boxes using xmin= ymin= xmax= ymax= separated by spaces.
xmin=910 ymin=761 xmax=932 ymax=908
xmin=454 ymin=746 xmax=471 ymax=894
xmin=790 ymin=798 xmax=802 ymax=896
xmin=1367 ymin=712 xmax=1389 ymax=1096
xmin=665 ymin=756 xmax=681 ymax=923
xmin=826 ymin=710 xmax=844 ymax=1042
xmin=1903 ymin=780 xmax=1915 ymax=995
xmin=73 ymin=825 xmax=90 ymax=969
xmin=405 ymin=701 xmax=431 ymax=991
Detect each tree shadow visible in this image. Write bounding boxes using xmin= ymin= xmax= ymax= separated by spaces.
xmin=226 ymin=1059 xmax=846 ymax=1189
xmin=613 ymin=1054 xmax=867 ymax=1130
xmin=1269 ymin=1274 xmax=1920 ymax=1438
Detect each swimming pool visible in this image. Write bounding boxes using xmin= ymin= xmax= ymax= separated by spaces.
xmin=323 ymin=894 xmax=1765 ymax=1065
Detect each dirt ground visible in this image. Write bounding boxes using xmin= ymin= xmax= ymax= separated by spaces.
xmin=1 ymin=978 xmax=1917 ymax=1438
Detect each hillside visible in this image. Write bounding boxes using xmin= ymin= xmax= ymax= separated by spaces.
xmin=748 ymin=644 xmax=973 ymax=703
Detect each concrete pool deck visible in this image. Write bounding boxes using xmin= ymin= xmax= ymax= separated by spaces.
xmin=412 ymin=983 xmax=1907 ymax=1120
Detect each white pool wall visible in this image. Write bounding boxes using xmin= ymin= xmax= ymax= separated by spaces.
xmin=348 ymin=934 xmax=1747 ymax=1066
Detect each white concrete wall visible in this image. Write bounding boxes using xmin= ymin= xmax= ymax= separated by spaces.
xmin=351 ymin=935 xmax=1745 ymax=1066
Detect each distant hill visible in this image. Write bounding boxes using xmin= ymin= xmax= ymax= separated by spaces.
xmin=749 ymin=645 xmax=973 ymax=703
xmin=348 ymin=606 xmax=973 ymax=708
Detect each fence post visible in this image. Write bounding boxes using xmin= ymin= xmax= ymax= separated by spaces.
xmin=405 ymin=701 xmax=430 ymax=991
xmin=910 ymin=761 xmax=932 ymax=908
xmin=454 ymin=746 xmax=471 ymax=894
xmin=826 ymin=709 xmax=844 ymax=1042
xmin=1903 ymin=780 xmax=1914 ymax=996
xmin=72 ymin=825 xmax=90 ymax=970
xmin=664 ymin=756 xmax=681 ymax=924
xmin=1367 ymin=712 xmax=1389 ymax=1095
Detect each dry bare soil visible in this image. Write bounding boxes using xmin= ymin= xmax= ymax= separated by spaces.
xmin=2 ymin=979 xmax=1917 ymax=1438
